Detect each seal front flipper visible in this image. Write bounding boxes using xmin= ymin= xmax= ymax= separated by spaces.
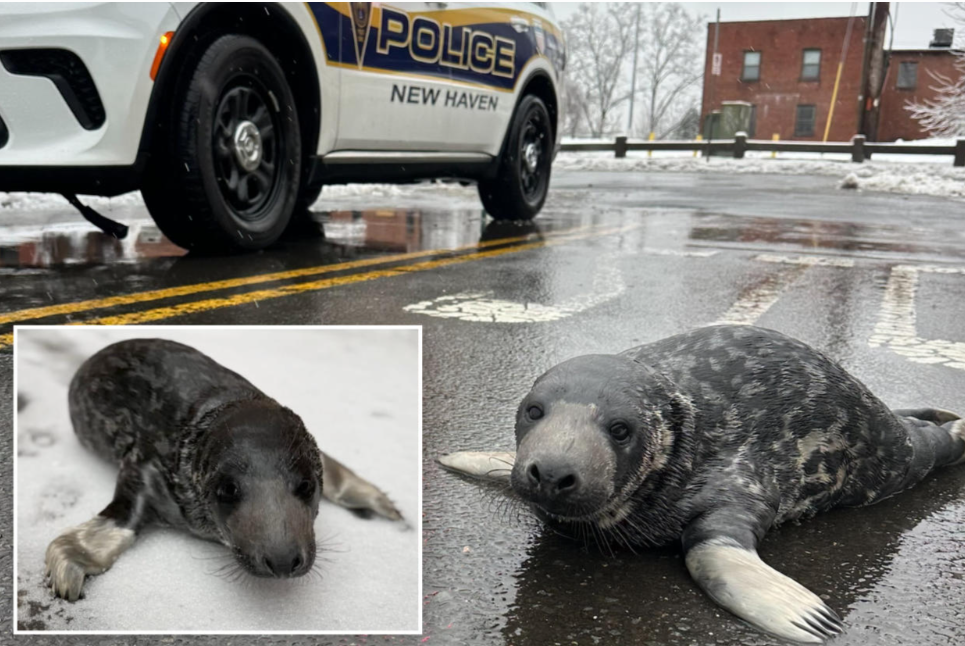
xmin=436 ymin=451 xmax=516 ymax=482
xmin=45 ymin=460 xmax=149 ymax=601
xmin=320 ymin=452 xmax=404 ymax=521
xmin=682 ymin=507 xmax=843 ymax=644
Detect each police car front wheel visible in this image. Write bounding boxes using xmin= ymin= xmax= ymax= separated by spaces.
xmin=478 ymin=94 xmax=552 ymax=222
xmin=141 ymin=34 xmax=301 ymax=252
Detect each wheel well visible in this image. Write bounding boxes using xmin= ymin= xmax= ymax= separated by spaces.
xmin=140 ymin=3 xmax=320 ymax=168
xmin=520 ymin=72 xmax=558 ymax=138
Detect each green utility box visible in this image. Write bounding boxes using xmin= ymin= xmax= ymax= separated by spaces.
xmin=703 ymin=101 xmax=753 ymax=140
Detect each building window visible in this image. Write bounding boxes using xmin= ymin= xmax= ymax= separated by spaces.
xmin=897 ymin=61 xmax=918 ymax=89
xmin=801 ymin=49 xmax=821 ymax=80
xmin=795 ymin=105 xmax=816 ymax=137
xmin=742 ymin=51 xmax=761 ymax=82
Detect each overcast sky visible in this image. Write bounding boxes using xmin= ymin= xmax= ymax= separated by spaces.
xmin=550 ymin=2 xmax=960 ymax=50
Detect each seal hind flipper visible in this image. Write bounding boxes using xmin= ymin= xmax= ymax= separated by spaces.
xmin=436 ymin=451 xmax=516 ymax=482
xmin=892 ymin=408 xmax=961 ymax=425
xmin=320 ymin=453 xmax=404 ymax=521
xmin=684 ymin=537 xmax=842 ymax=643
xmin=45 ymin=460 xmax=149 ymax=601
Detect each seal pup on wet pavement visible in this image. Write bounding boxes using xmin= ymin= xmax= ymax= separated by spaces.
xmin=439 ymin=325 xmax=965 ymax=643
xmin=46 ymin=338 xmax=403 ymax=602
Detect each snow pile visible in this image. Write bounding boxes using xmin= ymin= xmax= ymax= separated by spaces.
xmin=840 ymin=172 xmax=861 ymax=189
xmin=0 ymin=191 xmax=143 ymax=212
xmin=15 ymin=327 xmax=420 ymax=632
xmin=554 ymin=152 xmax=965 ymax=199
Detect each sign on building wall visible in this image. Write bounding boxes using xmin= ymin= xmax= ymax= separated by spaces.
xmin=712 ymin=53 xmax=722 ymax=76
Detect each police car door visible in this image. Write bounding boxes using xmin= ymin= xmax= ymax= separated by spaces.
xmin=335 ymin=2 xmax=456 ymax=152
xmin=434 ymin=2 xmax=548 ymax=155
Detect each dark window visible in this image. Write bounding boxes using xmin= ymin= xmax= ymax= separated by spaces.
xmin=742 ymin=51 xmax=761 ymax=82
xmin=897 ymin=61 xmax=918 ymax=89
xmin=748 ymin=105 xmax=757 ymax=137
xmin=794 ymin=105 xmax=816 ymax=137
xmin=801 ymin=49 xmax=821 ymax=80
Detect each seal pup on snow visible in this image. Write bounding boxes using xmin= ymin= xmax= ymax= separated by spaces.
xmin=439 ymin=325 xmax=965 ymax=643
xmin=46 ymin=338 xmax=403 ymax=601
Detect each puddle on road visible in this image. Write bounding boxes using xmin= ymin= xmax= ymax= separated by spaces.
xmin=0 ymin=209 xmax=563 ymax=270
xmin=689 ymin=214 xmax=965 ymax=259
xmin=0 ymin=223 xmax=186 ymax=269
xmin=4 ymin=207 xmax=959 ymax=272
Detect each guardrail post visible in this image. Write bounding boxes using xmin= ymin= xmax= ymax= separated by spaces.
xmin=852 ymin=135 xmax=866 ymax=163
xmin=615 ymin=136 xmax=628 ymax=159
xmin=955 ymin=138 xmax=965 ymax=167
xmin=733 ymin=133 xmax=747 ymax=159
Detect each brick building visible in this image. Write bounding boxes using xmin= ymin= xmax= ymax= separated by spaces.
xmin=701 ymin=14 xmax=962 ymax=142
xmin=878 ymin=47 xmax=963 ymax=140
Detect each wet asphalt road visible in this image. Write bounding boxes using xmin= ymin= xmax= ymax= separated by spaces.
xmin=2 ymin=169 xmax=965 ymax=645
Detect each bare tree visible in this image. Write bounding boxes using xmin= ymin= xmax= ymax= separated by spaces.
xmin=561 ymin=3 xmax=637 ymax=137
xmin=906 ymin=3 xmax=965 ymax=137
xmin=561 ymin=79 xmax=590 ymax=138
xmin=631 ymin=3 xmax=704 ymax=139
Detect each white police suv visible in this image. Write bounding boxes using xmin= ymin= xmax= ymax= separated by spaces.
xmin=0 ymin=2 xmax=565 ymax=251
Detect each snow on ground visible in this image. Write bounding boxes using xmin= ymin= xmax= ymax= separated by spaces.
xmin=553 ymin=152 xmax=965 ymax=199
xmin=15 ymin=327 xmax=420 ymax=632
xmin=1 ymin=138 xmax=962 ymax=216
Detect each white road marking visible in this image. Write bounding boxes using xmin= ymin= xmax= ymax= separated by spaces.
xmin=713 ymin=264 xmax=812 ymax=326
xmin=756 ymin=253 xmax=855 ymax=268
xmin=642 ymin=247 xmax=718 ymax=258
xmin=403 ymin=254 xmax=626 ymax=323
xmin=869 ymin=264 xmax=965 ymax=371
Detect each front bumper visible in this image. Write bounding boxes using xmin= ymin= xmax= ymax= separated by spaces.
xmin=0 ymin=2 xmax=180 ymax=170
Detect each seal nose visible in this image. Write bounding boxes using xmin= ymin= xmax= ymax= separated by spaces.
xmin=526 ymin=458 xmax=580 ymax=499
xmin=263 ymin=549 xmax=304 ymax=577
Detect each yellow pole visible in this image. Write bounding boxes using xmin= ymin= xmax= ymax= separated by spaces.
xmin=694 ymin=134 xmax=703 ymax=157
xmin=771 ymin=133 xmax=779 ymax=158
xmin=823 ymin=61 xmax=844 ymax=142
xmin=824 ymin=5 xmax=857 ymax=142
xmin=648 ymin=132 xmax=655 ymax=157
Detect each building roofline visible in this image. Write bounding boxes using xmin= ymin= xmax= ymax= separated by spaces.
xmin=705 ymin=15 xmax=865 ymax=27
xmin=889 ymin=47 xmax=963 ymax=54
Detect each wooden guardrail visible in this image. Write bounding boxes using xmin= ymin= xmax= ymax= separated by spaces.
xmin=560 ymin=134 xmax=965 ymax=167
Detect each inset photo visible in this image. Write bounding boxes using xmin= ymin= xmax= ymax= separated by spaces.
xmin=13 ymin=326 xmax=421 ymax=633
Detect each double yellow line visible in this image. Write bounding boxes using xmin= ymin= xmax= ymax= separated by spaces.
xmin=0 ymin=222 xmax=636 ymax=350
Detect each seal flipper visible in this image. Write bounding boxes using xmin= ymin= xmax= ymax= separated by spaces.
xmin=320 ymin=452 xmax=404 ymax=521
xmin=682 ymin=501 xmax=843 ymax=644
xmin=45 ymin=460 xmax=149 ymax=601
xmin=436 ymin=451 xmax=516 ymax=482
xmin=684 ymin=537 xmax=842 ymax=643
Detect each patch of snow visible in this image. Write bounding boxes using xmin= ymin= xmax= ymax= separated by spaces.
xmin=840 ymin=172 xmax=861 ymax=190
xmin=15 ymin=327 xmax=420 ymax=632
xmin=554 ymin=152 xmax=965 ymax=199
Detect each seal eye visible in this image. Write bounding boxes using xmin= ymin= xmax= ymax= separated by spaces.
xmin=216 ymin=480 xmax=240 ymax=503
xmin=527 ymin=405 xmax=544 ymax=421
xmin=295 ymin=479 xmax=315 ymax=500
xmin=609 ymin=422 xmax=631 ymax=442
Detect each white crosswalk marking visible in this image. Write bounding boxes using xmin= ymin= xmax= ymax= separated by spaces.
xmin=869 ymin=264 xmax=965 ymax=371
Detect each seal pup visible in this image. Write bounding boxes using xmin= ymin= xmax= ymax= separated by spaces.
xmin=439 ymin=325 xmax=965 ymax=643
xmin=46 ymin=338 xmax=403 ymax=602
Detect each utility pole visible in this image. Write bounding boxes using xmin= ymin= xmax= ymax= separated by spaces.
xmin=626 ymin=3 xmax=642 ymax=134
xmin=706 ymin=8 xmax=720 ymax=159
xmin=857 ymin=2 xmax=889 ymax=140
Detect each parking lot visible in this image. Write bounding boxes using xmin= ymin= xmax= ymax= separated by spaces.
xmin=3 ymin=168 xmax=965 ymax=645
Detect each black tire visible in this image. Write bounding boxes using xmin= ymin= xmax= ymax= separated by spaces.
xmin=295 ymin=176 xmax=324 ymax=214
xmin=141 ymin=35 xmax=301 ymax=252
xmin=478 ymin=94 xmax=553 ymax=221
